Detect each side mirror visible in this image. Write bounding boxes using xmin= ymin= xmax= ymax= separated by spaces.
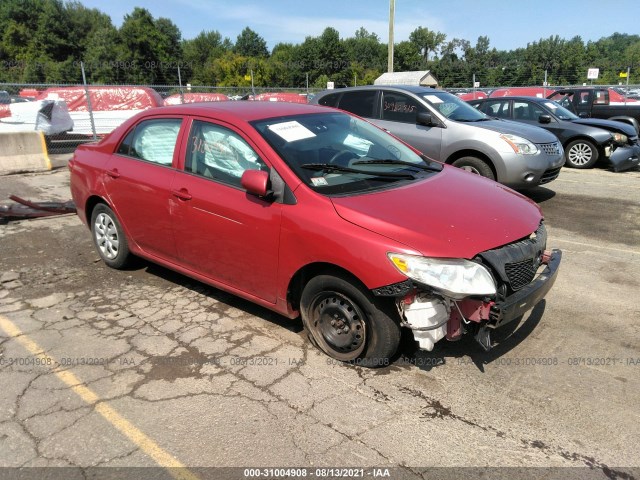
xmin=538 ymin=114 xmax=552 ymax=124
xmin=241 ymin=169 xmax=271 ymax=198
xmin=417 ymin=112 xmax=433 ymax=126
xmin=578 ymin=112 xmax=588 ymax=118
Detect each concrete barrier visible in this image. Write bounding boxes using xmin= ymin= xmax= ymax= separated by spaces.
xmin=0 ymin=131 xmax=51 ymax=175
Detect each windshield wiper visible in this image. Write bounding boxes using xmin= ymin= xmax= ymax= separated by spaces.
xmin=300 ymin=163 xmax=416 ymax=179
xmin=352 ymin=159 xmax=442 ymax=172
xmin=456 ymin=118 xmax=491 ymax=122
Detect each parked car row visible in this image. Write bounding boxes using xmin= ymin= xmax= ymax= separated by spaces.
xmin=468 ymin=96 xmax=640 ymax=171
xmin=311 ymin=85 xmax=639 ymax=176
xmin=310 ymin=85 xmax=565 ymax=188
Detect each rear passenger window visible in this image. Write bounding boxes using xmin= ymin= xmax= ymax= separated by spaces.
xmin=116 ymin=119 xmax=182 ymax=166
xmin=337 ymin=90 xmax=377 ymax=118
xmin=381 ymin=92 xmax=425 ymax=123
xmin=485 ymin=100 xmax=510 ymax=119
xmin=317 ymin=93 xmax=340 ymax=107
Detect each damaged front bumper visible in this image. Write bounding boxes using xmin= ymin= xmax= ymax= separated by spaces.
xmin=489 ymin=249 xmax=562 ymax=328
xmin=609 ymin=144 xmax=640 ymax=172
xmin=377 ymin=249 xmax=562 ymax=352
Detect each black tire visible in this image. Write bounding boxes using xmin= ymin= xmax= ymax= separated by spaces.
xmin=300 ymin=273 xmax=401 ymax=367
xmin=452 ymin=156 xmax=495 ymax=180
xmin=90 ymin=203 xmax=131 ymax=269
xmin=565 ymin=139 xmax=599 ymax=169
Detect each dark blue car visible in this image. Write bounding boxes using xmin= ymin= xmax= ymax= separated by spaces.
xmin=469 ymin=96 xmax=640 ymax=172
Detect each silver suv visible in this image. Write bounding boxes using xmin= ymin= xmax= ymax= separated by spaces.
xmin=311 ymin=85 xmax=565 ymax=188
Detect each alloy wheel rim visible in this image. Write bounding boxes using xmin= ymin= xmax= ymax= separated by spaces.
xmin=460 ymin=165 xmax=481 ymax=175
xmin=568 ymin=143 xmax=592 ymax=166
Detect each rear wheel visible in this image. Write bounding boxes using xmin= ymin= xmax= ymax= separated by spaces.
xmin=452 ymin=156 xmax=495 ymax=180
xmin=300 ymin=274 xmax=400 ymax=367
xmin=90 ymin=203 xmax=131 ymax=269
xmin=565 ymin=139 xmax=598 ymax=169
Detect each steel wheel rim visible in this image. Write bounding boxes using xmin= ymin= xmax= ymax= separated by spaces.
xmin=568 ymin=143 xmax=592 ymax=166
xmin=94 ymin=212 xmax=119 ymax=260
xmin=308 ymin=291 xmax=366 ymax=361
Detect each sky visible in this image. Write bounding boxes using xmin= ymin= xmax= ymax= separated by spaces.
xmin=79 ymin=0 xmax=639 ymax=52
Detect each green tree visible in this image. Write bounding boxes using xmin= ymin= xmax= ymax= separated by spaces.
xmin=267 ymin=42 xmax=301 ymax=86
xmin=317 ymin=27 xmax=349 ymax=85
xmin=393 ymin=40 xmax=422 ymax=71
xmin=119 ymin=7 xmax=182 ymax=84
xmin=409 ymin=26 xmax=446 ymax=63
xmin=182 ymin=30 xmax=232 ymax=84
xmin=234 ymin=27 xmax=268 ymax=58
xmin=83 ymin=25 xmax=124 ymax=83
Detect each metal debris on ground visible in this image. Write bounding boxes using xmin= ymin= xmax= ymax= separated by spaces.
xmin=0 ymin=195 xmax=76 ymax=222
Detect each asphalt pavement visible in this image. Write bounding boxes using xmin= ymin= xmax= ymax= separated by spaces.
xmin=0 ymin=163 xmax=639 ymax=480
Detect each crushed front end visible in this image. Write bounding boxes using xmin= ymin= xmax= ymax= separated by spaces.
xmin=376 ymin=222 xmax=561 ymax=351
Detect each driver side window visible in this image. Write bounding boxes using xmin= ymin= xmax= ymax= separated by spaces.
xmin=185 ymin=121 xmax=267 ymax=188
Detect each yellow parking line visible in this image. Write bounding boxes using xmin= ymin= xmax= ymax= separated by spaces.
xmin=0 ymin=314 xmax=200 ymax=480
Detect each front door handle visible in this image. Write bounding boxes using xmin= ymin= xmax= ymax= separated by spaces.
xmin=172 ymin=188 xmax=192 ymax=201
xmin=107 ymin=168 xmax=121 ymax=179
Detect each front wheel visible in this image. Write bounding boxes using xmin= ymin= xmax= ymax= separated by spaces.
xmin=90 ymin=203 xmax=131 ymax=269
xmin=300 ymin=274 xmax=401 ymax=367
xmin=565 ymin=139 xmax=599 ymax=169
xmin=452 ymin=156 xmax=495 ymax=180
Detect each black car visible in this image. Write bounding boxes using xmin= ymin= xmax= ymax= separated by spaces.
xmin=468 ymin=96 xmax=640 ymax=171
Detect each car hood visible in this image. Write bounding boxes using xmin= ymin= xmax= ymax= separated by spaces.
xmin=571 ymin=118 xmax=637 ymax=136
xmin=466 ymin=118 xmax=559 ymax=143
xmin=331 ymin=166 xmax=543 ymax=259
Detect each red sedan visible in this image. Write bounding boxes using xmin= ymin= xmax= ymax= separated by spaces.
xmin=69 ymin=102 xmax=561 ymax=366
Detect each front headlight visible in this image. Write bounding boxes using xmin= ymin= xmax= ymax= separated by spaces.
xmin=500 ymin=134 xmax=539 ymax=155
xmin=612 ymin=132 xmax=628 ymax=145
xmin=387 ymin=253 xmax=497 ymax=299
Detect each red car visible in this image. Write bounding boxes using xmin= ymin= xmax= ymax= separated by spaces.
xmin=69 ymin=102 xmax=561 ymax=366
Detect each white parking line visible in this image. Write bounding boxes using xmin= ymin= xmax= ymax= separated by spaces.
xmin=556 ymin=178 xmax=640 ymax=189
xmin=554 ymin=237 xmax=640 ymax=255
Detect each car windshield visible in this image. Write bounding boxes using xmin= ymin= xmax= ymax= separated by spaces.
xmin=251 ymin=111 xmax=441 ymax=195
xmin=541 ymin=100 xmax=578 ymax=120
xmin=421 ymin=91 xmax=488 ymax=122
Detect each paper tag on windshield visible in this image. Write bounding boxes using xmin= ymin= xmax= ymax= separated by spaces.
xmin=310 ymin=177 xmax=328 ymax=186
xmin=424 ymin=95 xmax=443 ymax=104
xmin=268 ymin=121 xmax=316 ymax=142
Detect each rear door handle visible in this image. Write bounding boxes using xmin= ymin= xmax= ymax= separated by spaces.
xmin=107 ymin=168 xmax=121 ymax=179
xmin=172 ymin=188 xmax=192 ymax=201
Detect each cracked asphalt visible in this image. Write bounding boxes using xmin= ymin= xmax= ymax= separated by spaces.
xmin=0 ymin=162 xmax=639 ymax=480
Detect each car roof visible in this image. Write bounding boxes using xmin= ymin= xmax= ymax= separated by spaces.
xmin=475 ymin=96 xmax=551 ymax=102
xmin=155 ymin=101 xmax=327 ymax=122
xmin=316 ymin=85 xmax=440 ymax=96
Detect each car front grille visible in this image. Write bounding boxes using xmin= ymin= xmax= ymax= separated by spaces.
xmin=477 ymin=223 xmax=547 ymax=295
xmin=504 ymin=259 xmax=538 ymax=291
xmin=540 ymin=166 xmax=562 ymax=184
xmin=538 ymin=142 xmax=562 ymax=156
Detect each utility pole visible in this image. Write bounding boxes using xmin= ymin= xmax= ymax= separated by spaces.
xmin=388 ymin=0 xmax=395 ymax=72
xmin=625 ymin=66 xmax=631 ymax=104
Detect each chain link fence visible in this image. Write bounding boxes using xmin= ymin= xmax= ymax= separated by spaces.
xmin=0 ymin=81 xmax=319 ymax=154
xmin=2 ymin=78 xmax=640 ymax=155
